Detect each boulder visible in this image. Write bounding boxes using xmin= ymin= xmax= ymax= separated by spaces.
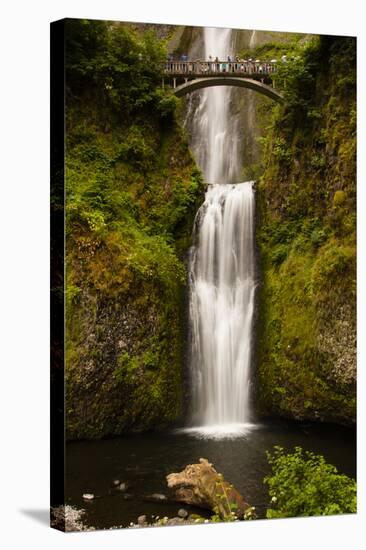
xmin=166 ymin=517 xmax=186 ymax=526
xmin=116 ymin=482 xmax=128 ymax=492
xmin=144 ymin=493 xmax=168 ymax=503
xmin=137 ymin=515 xmax=147 ymax=526
xmin=51 ymin=505 xmax=92 ymax=532
xmin=166 ymin=458 xmax=250 ymax=520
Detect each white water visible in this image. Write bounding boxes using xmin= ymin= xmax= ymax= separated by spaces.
xmin=249 ymin=30 xmax=257 ymax=49
xmin=188 ymin=183 xmax=256 ymax=436
xmin=190 ymin=27 xmax=241 ymax=183
xmin=186 ymin=27 xmax=256 ymax=438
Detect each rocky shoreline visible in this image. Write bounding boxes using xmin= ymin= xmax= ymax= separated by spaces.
xmin=51 ymin=458 xmax=255 ymax=532
xmin=51 ymin=504 xmax=219 ymax=532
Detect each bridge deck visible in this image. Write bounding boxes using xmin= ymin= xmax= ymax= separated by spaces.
xmin=164 ymin=60 xmax=277 ymax=78
xmin=163 ymin=60 xmax=283 ymax=102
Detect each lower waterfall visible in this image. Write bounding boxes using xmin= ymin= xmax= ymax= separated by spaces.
xmin=187 ymin=182 xmax=256 ymax=437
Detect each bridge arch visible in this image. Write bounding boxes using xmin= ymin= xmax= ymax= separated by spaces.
xmin=174 ymin=77 xmax=284 ymax=103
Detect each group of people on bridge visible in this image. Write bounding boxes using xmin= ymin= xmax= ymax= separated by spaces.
xmin=165 ymin=55 xmax=278 ymax=76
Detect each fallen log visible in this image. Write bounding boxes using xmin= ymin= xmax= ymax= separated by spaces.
xmin=166 ymin=458 xmax=251 ymax=520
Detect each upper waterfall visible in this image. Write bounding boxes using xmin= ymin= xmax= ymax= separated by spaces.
xmin=189 ymin=27 xmax=241 ymax=184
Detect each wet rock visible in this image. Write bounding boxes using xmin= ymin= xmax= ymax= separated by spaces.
xmin=51 ymin=505 xmax=93 ymax=532
xmin=167 ymin=517 xmax=185 ymax=526
xmin=116 ymin=482 xmax=128 ymax=492
xmin=117 ymin=339 xmax=127 ymax=349
xmin=144 ymin=493 xmax=168 ymax=503
xmin=128 ymin=513 xmax=206 ymax=529
xmin=167 ymin=458 xmax=251 ymax=520
xmin=137 ymin=515 xmax=147 ymax=526
xmin=82 ymin=493 xmax=94 ymax=501
xmin=178 ymin=508 xmax=188 ymax=518
xmin=111 ymin=480 xmax=129 ymax=492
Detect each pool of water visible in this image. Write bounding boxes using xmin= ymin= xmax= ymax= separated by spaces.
xmin=65 ymin=419 xmax=356 ymax=530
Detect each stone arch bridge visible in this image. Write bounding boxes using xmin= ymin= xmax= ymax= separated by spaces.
xmin=163 ymin=60 xmax=284 ymax=103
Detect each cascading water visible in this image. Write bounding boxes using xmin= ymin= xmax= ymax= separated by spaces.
xmin=186 ymin=27 xmax=256 ymax=438
xmin=189 ymin=27 xmax=240 ymax=184
xmin=249 ymin=29 xmax=257 ymax=49
xmin=188 ymin=182 xmax=255 ymax=436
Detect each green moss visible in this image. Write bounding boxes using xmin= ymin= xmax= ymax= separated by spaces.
xmin=333 ymin=190 xmax=346 ymax=207
xmin=64 ymin=21 xmax=204 ymax=439
xmin=256 ymin=36 xmax=356 ymax=425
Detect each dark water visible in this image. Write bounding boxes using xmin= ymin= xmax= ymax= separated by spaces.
xmin=66 ymin=420 xmax=356 ymax=530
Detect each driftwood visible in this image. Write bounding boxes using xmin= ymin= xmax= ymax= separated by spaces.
xmin=166 ymin=458 xmax=251 ymax=519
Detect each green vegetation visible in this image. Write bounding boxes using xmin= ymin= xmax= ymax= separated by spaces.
xmin=237 ymin=34 xmax=314 ymax=180
xmin=265 ymin=446 xmax=356 ymax=518
xmin=209 ymin=474 xmax=257 ymax=522
xmin=66 ymin=19 xmax=173 ymax=116
xmin=64 ymin=22 xmax=356 ymax=437
xmin=255 ymin=35 xmax=356 ymax=424
xmin=65 ymin=19 xmax=204 ymax=439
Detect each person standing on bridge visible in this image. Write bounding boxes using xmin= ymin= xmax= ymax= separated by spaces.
xmin=208 ymin=55 xmax=213 ymax=72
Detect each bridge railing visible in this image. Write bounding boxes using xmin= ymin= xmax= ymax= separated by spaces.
xmin=164 ymin=60 xmax=277 ymax=76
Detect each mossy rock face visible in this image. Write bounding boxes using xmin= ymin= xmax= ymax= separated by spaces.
xmin=64 ymin=21 xmax=205 ymax=439
xmin=333 ymin=190 xmax=346 ymax=207
xmin=255 ymin=36 xmax=356 ymax=425
xmin=65 ymin=114 xmax=204 ymax=439
xmin=66 ymin=286 xmax=185 ymax=438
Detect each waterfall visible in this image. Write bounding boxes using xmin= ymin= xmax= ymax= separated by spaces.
xmin=249 ymin=29 xmax=257 ymax=49
xmin=185 ymin=27 xmax=256 ymax=438
xmin=189 ymin=27 xmax=241 ymax=183
xmin=189 ymin=182 xmax=255 ymax=436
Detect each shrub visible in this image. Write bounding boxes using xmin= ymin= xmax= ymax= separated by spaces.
xmin=270 ymin=244 xmax=289 ymax=266
xmin=310 ymin=226 xmax=326 ymax=248
xmin=65 ymin=20 xmax=167 ymax=115
xmin=264 ymin=446 xmax=356 ymax=518
xmin=272 ymin=137 xmax=292 ymax=164
xmin=155 ymin=88 xmax=179 ymax=119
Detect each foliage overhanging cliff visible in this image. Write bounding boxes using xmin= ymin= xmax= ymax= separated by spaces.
xmin=255 ymin=35 xmax=356 ymax=424
xmin=65 ymin=20 xmax=204 ymax=439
